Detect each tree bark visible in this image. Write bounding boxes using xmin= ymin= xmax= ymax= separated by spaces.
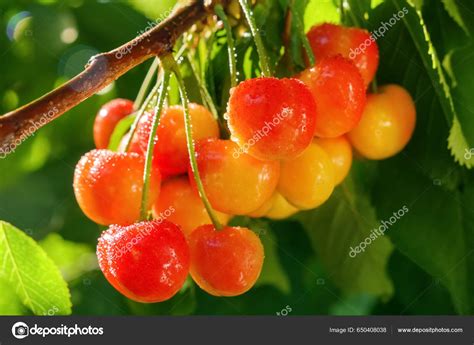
xmin=0 ymin=0 xmax=210 ymax=156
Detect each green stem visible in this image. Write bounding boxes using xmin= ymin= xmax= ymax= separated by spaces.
xmin=124 ymin=74 xmax=162 ymax=151
xmin=134 ymin=58 xmax=160 ymax=110
xmin=140 ymin=69 xmax=171 ymax=221
xmin=289 ymin=0 xmax=315 ymax=66
xmin=186 ymin=52 xmax=219 ymax=119
xmin=164 ymin=55 xmax=223 ymax=230
xmin=238 ymin=0 xmax=272 ymax=77
xmin=215 ymin=4 xmax=238 ymax=87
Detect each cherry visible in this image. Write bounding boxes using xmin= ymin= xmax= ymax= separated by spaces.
xmin=265 ymin=192 xmax=299 ymax=220
xmin=190 ymin=138 xmax=280 ymax=215
xmin=298 ymin=56 xmax=366 ymax=138
xmin=153 ymin=176 xmax=231 ymax=236
xmin=278 ymin=141 xmax=335 ymax=209
xmin=227 ymin=77 xmax=317 ymax=160
xmin=73 ymin=149 xmax=161 ymax=225
xmin=94 ymin=99 xmax=134 ymax=149
xmin=315 ymin=136 xmax=353 ymax=185
xmin=97 ymin=220 xmax=190 ymax=303
xmin=348 ymin=84 xmax=416 ymax=159
xmin=130 ymin=103 xmax=219 ymax=178
xmin=306 ymin=23 xmax=379 ymax=86
xmin=188 ymin=224 xmax=264 ymax=296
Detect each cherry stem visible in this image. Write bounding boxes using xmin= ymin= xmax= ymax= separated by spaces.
xmin=238 ymin=0 xmax=272 ymax=77
xmin=186 ymin=51 xmax=219 ymax=119
xmin=134 ymin=58 xmax=160 ymax=111
xmin=124 ymin=72 xmax=162 ymax=152
xmin=140 ymin=67 xmax=171 ymax=221
xmin=289 ymin=0 xmax=315 ymax=66
xmin=214 ymin=4 xmax=238 ymax=88
xmin=124 ymin=47 xmax=186 ymax=151
xmin=163 ymin=55 xmax=223 ymax=230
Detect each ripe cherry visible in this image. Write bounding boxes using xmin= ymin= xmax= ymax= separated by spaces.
xmin=265 ymin=192 xmax=299 ymax=220
xmin=227 ymin=77 xmax=317 ymax=160
xmin=73 ymin=149 xmax=161 ymax=225
xmin=348 ymin=84 xmax=416 ymax=160
xmin=299 ymin=56 xmax=366 ymax=138
xmin=94 ymin=99 xmax=134 ymax=149
xmin=278 ymin=141 xmax=335 ymax=210
xmin=153 ymin=176 xmax=231 ymax=236
xmin=188 ymin=224 xmax=264 ymax=297
xmin=130 ymin=104 xmax=219 ymax=178
xmin=315 ymin=136 xmax=353 ymax=185
xmin=306 ymin=23 xmax=379 ymax=86
xmin=190 ymin=138 xmax=280 ymax=215
xmin=97 ymin=220 xmax=190 ymax=303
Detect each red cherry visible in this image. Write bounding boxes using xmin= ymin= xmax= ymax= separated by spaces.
xmin=306 ymin=23 xmax=379 ymax=86
xmin=94 ymin=99 xmax=134 ymax=149
xmin=188 ymin=225 xmax=264 ymax=296
xmin=227 ymin=77 xmax=317 ymax=160
xmin=190 ymin=138 xmax=280 ymax=215
xmin=130 ymin=104 xmax=219 ymax=178
xmin=97 ymin=220 xmax=190 ymax=303
xmin=299 ymin=56 xmax=366 ymax=138
xmin=73 ymin=149 xmax=161 ymax=225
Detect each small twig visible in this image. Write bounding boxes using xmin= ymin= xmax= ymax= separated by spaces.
xmin=0 ymin=0 xmax=210 ymax=156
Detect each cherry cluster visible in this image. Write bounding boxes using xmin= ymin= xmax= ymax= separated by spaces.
xmin=73 ymin=23 xmax=416 ymax=303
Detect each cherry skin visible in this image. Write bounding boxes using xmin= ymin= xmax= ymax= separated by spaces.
xmin=130 ymin=104 xmax=219 ymax=178
xmin=94 ymin=99 xmax=134 ymax=149
xmin=299 ymin=56 xmax=366 ymax=138
xmin=265 ymin=192 xmax=299 ymax=220
xmin=152 ymin=176 xmax=231 ymax=236
xmin=97 ymin=220 xmax=190 ymax=303
xmin=306 ymin=23 xmax=379 ymax=86
xmin=278 ymin=141 xmax=335 ymax=210
xmin=190 ymin=138 xmax=280 ymax=215
xmin=348 ymin=84 xmax=416 ymax=160
xmin=314 ymin=136 xmax=353 ymax=185
xmin=227 ymin=77 xmax=317 ymax=160
xmin=73 ymin=149 xmax=161 ymax=225
xmin=188 ymin=224 xmax=264 ymax=296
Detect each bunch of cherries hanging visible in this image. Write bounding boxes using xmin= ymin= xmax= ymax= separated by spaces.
xmin=73 ymin=6 xmax=416 ymax=303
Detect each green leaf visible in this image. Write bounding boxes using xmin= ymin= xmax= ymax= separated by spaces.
xmin=441 ymin=0 xmax=469 ymax=33
xmin=107 ymin=114 xmax=136 ymax=151
xmin=445 ymin=43 xmax=474 ymax=153
xmin=40 ymin=233 xmax=96 ymax=282
xmin=296 ymin=171 xmax=394 ymax=299
xmin=256 ymin=228 xmax=291 ymax=294
xmin=0 ymin=278 xmax=26 ymax=315
xmin=372 ymin=155 xmax=474 ymax=314
xmin=389 ymin=0 xmax=472 ymax=168
xmin=0 ymin=221 xmax=72 ymax=315
xmin=304 ymin=0 xmax=339 ymax=29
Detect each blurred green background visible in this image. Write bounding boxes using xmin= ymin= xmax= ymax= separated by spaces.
xmin=0 ymin=0 xmax=473 ymax=316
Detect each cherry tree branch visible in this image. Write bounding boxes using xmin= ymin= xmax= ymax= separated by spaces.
xmin=0 ymin=0 xmax=211 ymax=155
